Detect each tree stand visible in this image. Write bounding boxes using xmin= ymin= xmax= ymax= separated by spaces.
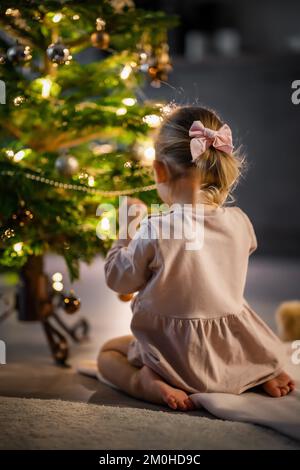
xmin=16 ymin=255 xmax=89 ymax=365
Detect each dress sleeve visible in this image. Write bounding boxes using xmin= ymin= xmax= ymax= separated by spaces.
xmin=236 ymin=207 xmax=258 ymax=255
xmin=248 ymin=219 xmax=258 ymax=255
xmin=104 ymin=218 xmax=156 ymax=294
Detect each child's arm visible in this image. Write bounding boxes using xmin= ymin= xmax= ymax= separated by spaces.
xmin=104 ymin=198 xmax=155 ymax=294
xmin=105 ymin=221 xmax=155 ymax=294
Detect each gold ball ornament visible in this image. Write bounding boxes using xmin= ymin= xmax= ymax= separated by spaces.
xmin=63 ymin=292 xmax=81 ymax=314
xmin=91 ymin=31 xmax=110 ymax=50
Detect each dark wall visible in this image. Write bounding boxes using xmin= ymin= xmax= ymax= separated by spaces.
xmin=142 ymin=0 xmax=300 ymax=258
xmin=146 ymin=57 xmax=300 ymax=257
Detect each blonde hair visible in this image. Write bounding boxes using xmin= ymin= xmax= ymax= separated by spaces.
xmin=155 ymin=106 xmax=244 ymax=206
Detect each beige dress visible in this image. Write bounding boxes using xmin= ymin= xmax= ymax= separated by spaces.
xmin=104 ymin=205 xmax=284 ymax=394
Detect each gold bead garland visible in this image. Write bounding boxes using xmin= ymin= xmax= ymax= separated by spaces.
xmin=0 ymin=170 xmax=156 ymax=196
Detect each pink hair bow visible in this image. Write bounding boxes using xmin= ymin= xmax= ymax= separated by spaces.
xmin=189 ymin=120 xmax=233 ymax=161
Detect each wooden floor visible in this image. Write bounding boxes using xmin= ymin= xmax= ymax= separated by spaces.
xmin=0 ymin=254 xmax=299 ymax=411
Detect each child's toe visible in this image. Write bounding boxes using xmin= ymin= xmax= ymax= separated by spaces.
xmin=289 ymin=381 xmax=296 ymax=391
xmin=177 ymin=400 xmax=188 ymax=411
xmin=269 ymin=385 xmax=281 ymax=397
xmin=184 ymin=397 xmax=195 ymax=411
xmin=166 ymin=395 xmax=178 ymax=410
xmin=280 ymin=386 xmax=289 ymax=396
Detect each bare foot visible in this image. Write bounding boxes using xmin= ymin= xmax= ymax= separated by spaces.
xmin=262 ymin=371 xmax=296 ymax=398
xmin=135 ymin=365 xmax=195 ymax=411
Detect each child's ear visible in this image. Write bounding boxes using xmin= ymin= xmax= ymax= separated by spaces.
xmin=153 ymin=160 xmax=168 ymax=183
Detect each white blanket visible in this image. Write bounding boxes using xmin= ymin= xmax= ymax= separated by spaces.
xmin=77 ymin=343 xmax=300 ymax=442
xmin=190 ymin=343 xmax=300 ymax=441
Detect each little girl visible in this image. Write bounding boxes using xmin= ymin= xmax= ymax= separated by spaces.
xmin=97 ymin=106 xmax=295 ymax=411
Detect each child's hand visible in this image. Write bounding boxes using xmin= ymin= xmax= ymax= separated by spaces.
xmin=118 ymin=197 xmax=148 ymax=240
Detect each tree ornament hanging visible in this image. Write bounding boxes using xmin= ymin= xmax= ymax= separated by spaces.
xmin=55 ymin=154 xmax=79 ymax=177
xmin=7 ymin=43 xmax=32 ymax=63
xmin=63 ymin=291 xmax=81 ymax=314
xmin=148 ymin=64 xmax=168 ymax=84
xmin=46 ymin=42 xmax=72 ymax=65
xmin=91 ymin=31 xmax=110 ymax=50
xmin=91 ymin=17 xmax=110 ymax=50
xmin=148 ymin=61 xmax=172 ymax=87
xmin=147 ymin=43 xmax=172 ymax=86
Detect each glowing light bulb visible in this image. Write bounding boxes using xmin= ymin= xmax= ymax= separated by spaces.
xmin=5 ymin=150 xmax=14 ymax=158
xmin=13 ymin=150 xmax=25 ymax=162
xmin=91 ymin=143 xmax=115 ymax=155
xmin=52 ymin=272 xmax=63 ymax=282
xmin=72 ymin=14 xmax=80 ymax=20
xmin=134 ymin=139 xmax=155 ymax=165
xmin=101 ymin=217 xmax=110 ymax=231
xmin=120 ymin=65 xmax=132 ymax=80
xmin=140 ymin=52 xmax=148 ymax=61
xmin=144 ymin=145 xmax=155 ymax=162
xmin=96 ymin=209 xmax=116 ymax=241
xmin=116 ymin=107 xmax=127 ymax=116
xmin=52 ymin=13 xmax=63 ymax=23
xmin=143 ymin=114 xmax=162 ymax=128
xmin=96 ymin=17 xmax=106 ymax=30
xmin=13 ymin=96 xmax=25 ymax=106
xmin=13 ymin=242 xmax=23 ymax=253
xmin=88 ymin=176 xmax=95 ymax=187
xmin=53 ymin=281 xmax=64 ymax=292
xmin=122 ymin=98 xmax=136 ymax=106
xmin=40 ymin=78 xmax=52 ymax=98
xmin=6 ymin=8 xmax=20 ymax=17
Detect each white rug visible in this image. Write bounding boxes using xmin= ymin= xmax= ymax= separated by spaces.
xmin=0 ymin=396 xmax=299 ymax=450
xmin=78 ymin=343 xmax=300 ymax=442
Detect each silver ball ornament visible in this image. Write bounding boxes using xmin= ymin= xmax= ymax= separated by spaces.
xmin=47 ymin=42 xmax=71 ymax=65
xmin=7 ymin=44 xmax=32 ymax=63
xmin=55 ymin=155 xmax=79 ymax=177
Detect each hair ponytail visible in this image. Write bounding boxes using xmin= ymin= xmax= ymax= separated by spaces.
xmin=155 ymin=106 xmax=245 ymax=206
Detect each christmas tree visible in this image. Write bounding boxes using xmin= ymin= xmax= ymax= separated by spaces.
xmin=0 ymin=0 xmax=176 ymax=283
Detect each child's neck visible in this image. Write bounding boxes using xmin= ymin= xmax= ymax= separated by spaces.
xmin=168 ymin=177 xmax=216 ymax=210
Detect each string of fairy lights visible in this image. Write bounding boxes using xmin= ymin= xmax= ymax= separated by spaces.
xmin=0 ymin=1 xmax=176 ymax=265
xmin=1 ymin=3 xmax=176 ymax=194
xmin=0 ymin=169 xmax=157 ymax=196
